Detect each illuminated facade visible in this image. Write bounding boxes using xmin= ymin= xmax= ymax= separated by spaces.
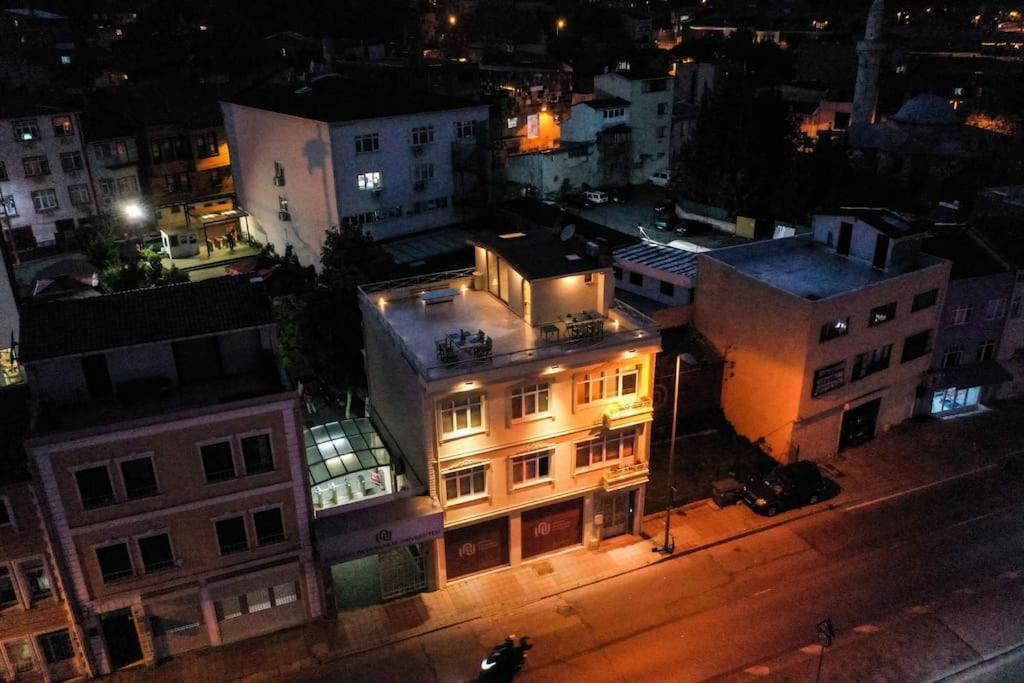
xmin=359 ymin=229 xmax=660 ymax=584
xmin=697 ymin=210 xmax=951 ymax=461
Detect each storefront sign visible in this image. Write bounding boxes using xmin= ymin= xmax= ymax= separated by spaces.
xmin=812 ymin=361 xmax=846 ymax=398
xmin=315 ymin=497 xmax=444 ymax=565
xmin=521 ymin=498 xmax=583 ymax=559
xmin=445 ymin=517 xmax=509 ymax=579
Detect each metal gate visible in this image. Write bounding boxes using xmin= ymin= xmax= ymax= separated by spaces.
xmin=378 ymin=545 xmax=426 ymax=601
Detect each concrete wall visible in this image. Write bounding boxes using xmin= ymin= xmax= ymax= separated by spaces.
xmin=505 ymin=146 xmax=599 ymax=198
xmin=594 ymin=73 xmax=673 ymax=184
xmin=529 ymin=272 xmax=608 ymax=326
xmin=613 ymin=265 xmax=692 ymax=306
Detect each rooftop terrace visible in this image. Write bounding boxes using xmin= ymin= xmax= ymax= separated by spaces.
xmin=361 ymin=269 xmax=658 ymax=380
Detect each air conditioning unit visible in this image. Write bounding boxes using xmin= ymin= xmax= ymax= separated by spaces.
xmin=273 ymin=175 xmax=285 ymax=186
xmin=278 ymin=210 xmax=291 ymax=221
xmin=412 ymin=145 xmax=424 ymax=157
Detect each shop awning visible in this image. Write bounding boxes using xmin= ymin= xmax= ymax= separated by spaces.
xmin=933 ymin=359 xmax=1013 ymax=390
xmin=314 ymin=496 xmax=443 ymax=565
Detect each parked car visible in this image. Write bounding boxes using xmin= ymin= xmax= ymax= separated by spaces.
xmin=712 ymin=478 xmax=744 ymax=507
xmin=649 ymin=170 xmax=672 ymax=187
xmin=740 ymin=461 xmax=830 ymax=516
xmin=584 ymin=190 xmax=609 ymax=205
xmin=603 ymin=186 xmax=630 ymax=203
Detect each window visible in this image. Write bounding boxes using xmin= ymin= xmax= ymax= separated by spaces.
xmin=22 ymin=156 xmax=50 ymax=176
xmin=117 ymin=176 xmax=139 ymax=195
xmin=575 ymin=366 xmax=639 ymax=404
xmin=165 ymin=172 xmax=190 ymax=194
xmin=977 ymin=339 xmax=997 ymax=362
xmin=912 ymin=289 xmax=939 ymax=311
xmin=1012 ymin=296 xmax=1023 ymax=319
xmin=659 ymin=280 xmax=675 ymax=296
xmin=575 ymin=428 xmax=637 ymax=469
xmin=215 ymin=516 xmax=249 ymax=554
xmin=868 ymin=302 xmax=897 ymax=327
xmin=0 ymin=161 xmax=6 ymax=181
xmin=901 ymin=330 xmax=933 ymax=363
xmin=216 ymin=583 xmax=298 ymax=621
xmin=217 ymin=595 xmax=243 ymax=621
xmin=656 ymin=126 xmax=667 ymax=139
xmin=820 ymin=317 xmax=850 ymax=342
xmin=273 ymin=161 xmax=286 ymax=186
xmin=150 ymin=136 xmax=188 ymax=163
xmin=68 ymin=184 xmax=91 ymax=206
xmin=31 ymin=189 xmax=58 ymax=212
xmin=120 ymin=456 xmax=158 ymax=499
xmin=272 ymin=581 xmax=298 ymax=605
xmin=253 ymin=508 xmax=285 ymax=545
xmin=20 ymin=560 xmax=52 ymax=600
xmin=443 ymin=465 xmax=486 ymax=503
xmin=75 ymin=465 xmax=115 ymax=509
xmin=246 ymin=588 xmax=272 ymax=613
xmin=96 ymin=543 xmax=134 ymax=582
xmin=985 ymin=298 xmax=1007 ymax=320
xmin=613 ymin=266 xmax=623 ymax=280
xmin=584 ymin=272 xmax=595 ymax=285
xmin=13 ymin=119 xmax=40 ymax=141
xmin=411 ymin=126 xmax=434 ymax=145
xmin=511 ymin=450 xmax=552 ymax=487
xmin=99 ymin=178 xmax=115 ymax=197
xmin=200 ymin=441 xmax=236 ymax=482
xmin=952 ymin=305 xmax=972 ymax=326
xmin=60 ymin=151 xmax=84 ymax=172
xmin=355 ymin=133 xmax=379 ymax=153
xmin=0 ymin=498 xmax=11 ymax=528
xmin=603 ymin=107 xmax=625 ymax=119
xmin=439 ymin=394 xmax=484 ymax=438
xmin=137 ymin=533 xmax=175 ymax=572
xmin=657 ymin=102 xmax=668 ymax=115
xmin=51 ymin=116 xmax=73 ymax=137
xmin=851 ymin=344 xmax=892 ymax=381
xmin=455 ymin=121 xmax=475 ymax=138
xmin=0 ymin=567 xmax=17 ymax=607
xmin=942 ymin=346 xmax=963 ymax=369
xmin=357 ymin=171 xmax=382 ymax=190
xmin=241 ymin=434 xmax=274 ymax=474
xmin=194 ymin=131 xmax=218 ymax=158
xmin=628 ymin=271 xmax=643 ymax=286
xmin=38 ymin=630 xmax=73 ymax=664
xmin=413 ymin=163 xmax=435 ymax=183
xmin=507 ymin=117 xmax=518 ymax=129
xmin=511 ymin=383 xmax=550 ymax=421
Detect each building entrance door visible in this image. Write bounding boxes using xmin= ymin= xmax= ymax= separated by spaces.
xmin=600 ymin=491 xmax=633 ymax=539
xmin=101 ymin=608 xmax=143 ymax=670
xmin=378 ymin=545 xmax=426 ymax=601
xmin=839 ymin=398 xmax=881 ymax=451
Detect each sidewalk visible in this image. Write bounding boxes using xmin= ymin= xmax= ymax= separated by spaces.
xmin=111 ymin=403 xmax=1024 ymax=682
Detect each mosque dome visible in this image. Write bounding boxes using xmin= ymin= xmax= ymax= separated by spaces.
xmin=891 ymin=95 xmax=961 ymax=126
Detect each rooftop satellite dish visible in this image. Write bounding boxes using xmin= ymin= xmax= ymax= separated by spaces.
xmin=637 ymin=225 xmax=651 ymax=242
xmin=560 ymin=224 xmax=576 ymax=241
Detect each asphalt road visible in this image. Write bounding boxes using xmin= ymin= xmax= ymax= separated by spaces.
xmin=294 ymin=463 xmax=1024 ymax=682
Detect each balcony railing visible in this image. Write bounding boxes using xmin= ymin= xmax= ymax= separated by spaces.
xmin=601 ymin=461 xmax=650 ymax=491
xmin=603 ymin=397 xmax=654 ymax=430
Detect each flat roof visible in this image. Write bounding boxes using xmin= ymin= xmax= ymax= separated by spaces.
xmin=708 ymin=235 xmax=941 ymax=300
xmin=835 ymin=207 xmax=927 ymax=239
xmin=614 ymin=241 xmax=698 ymax=280
xmin=471 ymin=229 xmax=606 ymax=280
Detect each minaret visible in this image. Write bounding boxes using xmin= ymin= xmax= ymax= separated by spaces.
xmin=851 ymin=0 xmax=885 ymax=127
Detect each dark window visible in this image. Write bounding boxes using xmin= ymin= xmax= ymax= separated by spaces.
xmin=0 ymin=499 xmax=10 ymax=526
xmin=901 ymin=330 xmax=932 ymax=363
xmin=0 ymin=567 xmax=17 ymax=606
xmin=96 ymin=543 xmax=134 ymax=583
xmin=200 ymin=442 xmax=235 ymax=483
xmin=172 ymin=335 xmax=223 ymax=384
xmin=613 ymin=266 xmax=622 ymax=280
xmin=872 ymin=233 xmax=890 ymax=269
xmin=253 ymin=508 xmax=285 ymax=545
xmin=819 ymin=317 xmax=850 ymax=342
xmin=215 ymin=516 xmax=249 ymax=554
xmin=75 ymin=466 xmax=115 ymax=509
xmin=977 ymin=339 xmax=997 ymax=362
xmin=120 ymin=457 xmax=158 ymax=499
xmin=195 ymin=131 xmax=218 ymax=158
xmin=851 ymin=344 xmax=892 ymax=381
xmin=38 ymin=630 xmax=74 ymax=663
xmin=811 ymin=361 xmax=845 ymax=398
xmin=912 ymin=289 xmax=938 ymax=311
xmin=868 ymin=302 xmax=897 ymax=327
xmin=659 ymin=280 xmax=675 ymax=296
xmin=60 ymin=151 xmax=84 ymax=172
xmin=241 ymin=434 xmax=274 ymax=475
xmin=942 ymin=347 xmax=963 ymax=369
xmin=138 ymin=534 xmax=175 ymax=572
xmin=836 ymin=221 xmax=852 ymax=256
xmin=82 ymin=354 xmax=112 ymax=398
xmin=628 ymin=271 xmax=643 ymax=286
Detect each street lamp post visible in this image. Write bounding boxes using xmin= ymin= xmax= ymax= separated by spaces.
xmin=660 ymin=352 xmax=697 ymax=554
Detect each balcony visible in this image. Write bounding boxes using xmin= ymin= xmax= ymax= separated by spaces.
xmin=602 ymin=397 xmax=654 ymax=430
xmin=601 ymin=461 xmax=650 ymax=492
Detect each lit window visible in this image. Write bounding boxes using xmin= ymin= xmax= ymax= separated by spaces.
xmin=20 ymin=559 xmax=52 ymax=601
xmin=510 ymin=383 xmax=550 ymax=421
xmin=868 ymin=302 xmax=897 ymax=327
xmin=357 ymin=171 xmax=382 ymax=190
xmin=507 ymin=117 xmax=518 ymax=129
xmin=13 ymin=119 xmax=40 ymax=141
xmin=511 ymin=449 xmax=552 ymax=487
xmin=575 ymin=428 xmax=637 ymax=469
xmin=820 ymin=317 xmax=850 ymax=342
xmin=443 ymin=465 xmax=487 ymax=502
xmin=439 ymin=394 xmax=485 ymax=438
xmin=52 ymin=116 xmax=74 ymax=137
xmin=575 ymin=366 xmax=639 ymax=405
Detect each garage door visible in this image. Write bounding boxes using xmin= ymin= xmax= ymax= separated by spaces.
xmin=521 ymin=498 xmax=583 ymax=559
xmin=444 ymin=517 xmax=509 ymax=580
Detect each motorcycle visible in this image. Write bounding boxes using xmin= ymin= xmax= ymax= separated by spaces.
xmin=479 ymin=635 xmax=533 ymax=682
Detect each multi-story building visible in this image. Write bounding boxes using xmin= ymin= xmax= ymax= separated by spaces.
xmin=916 ymin=226 xmax=1015 ymax=414
xmin=592 ymin=69 xmax=673 ymax=185
xmin=1 ymin=241 xmax=22 ymax=388
xmin=81 ymin=115 xmax=142 ymax=235
xmin=221 ymin=76 xmax=490 ymax=268
xmin=18 ymin=278 xmax=322 ymax=674
xmin=696 ymin=209 xmax=951 ymax=461
xmin=0 ymin=104 xmax=98 ymax=263
xmin=359 ymin=228 xmax=660 ymax=584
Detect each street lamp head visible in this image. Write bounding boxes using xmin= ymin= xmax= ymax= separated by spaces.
xmin=557 ymin=18 xmax=566 ymax=30
xmin=122 ymin=202 xmax=145 ymax=221
xmin=448 ymin=14 xmax=457 ymax=27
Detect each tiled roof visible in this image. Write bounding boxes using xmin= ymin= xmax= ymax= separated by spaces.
xmin=19 ymin=277 xmax=273 ymax=362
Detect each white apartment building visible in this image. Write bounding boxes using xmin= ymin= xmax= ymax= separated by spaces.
xmin=83 ymin=128 xmax=142 ymax=233
xmin=359 ymin=229 xmax=661 ymax=584
xmin=221 ymin=76 xmax=490 ymax=268
xmin=0 ymin=107 xmax=97 ymax=261
xmin=593 ymin=70 xmax=673 ymax=184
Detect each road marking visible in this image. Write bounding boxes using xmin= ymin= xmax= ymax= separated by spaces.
xmin=1000 ymin=571 xmax=1021 ymax=580
xmin=854 ymin=624 xmax=880 ymax=634
xmin=753 ymin=588 xmax=774 ymax=596
xmin=951 ymin=512 xmax=997 ymax=528
xmin=800 ymin=645 xmax=821 ymax=655
xmin=843 ymin=464 xmax=1000 ymax=511
xmin=744 ymin=665 xmax=771 ymax=676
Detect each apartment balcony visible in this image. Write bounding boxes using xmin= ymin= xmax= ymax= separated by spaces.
xmin=601 ymin=461 xmax=650 ymax=492
xmin=602 ymin=397 xmax=654 ymax=431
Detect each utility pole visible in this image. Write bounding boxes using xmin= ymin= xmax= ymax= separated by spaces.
xmin=661 ymin=353 xmax=682 ymax=554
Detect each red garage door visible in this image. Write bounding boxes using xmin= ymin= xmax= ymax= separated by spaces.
xmin=521 ymin=498 xmax=583 ymax=559
xmin=444 ymin=517 xmax=509 ymax=580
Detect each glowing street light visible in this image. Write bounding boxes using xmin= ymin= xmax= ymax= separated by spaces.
xmin=121 ymin=201 xmax=145 ymax=221
xmin=448 ymin=14 xmax=457 ymax=27
xmin=556 ymin=18 xmax=566 ymax=36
